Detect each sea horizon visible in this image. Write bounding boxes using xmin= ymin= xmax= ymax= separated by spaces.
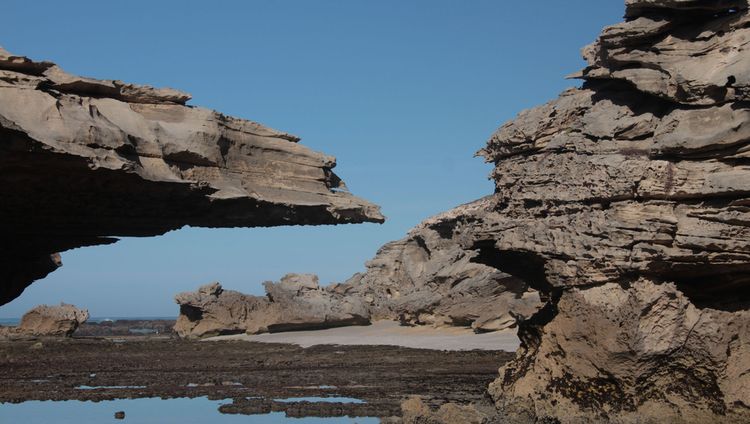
xmin=0 ymin=316 xmax=177 ymax=326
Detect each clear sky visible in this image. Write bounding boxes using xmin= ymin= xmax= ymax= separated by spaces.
xmin=0 ymin=1 xmax=625 ymax=318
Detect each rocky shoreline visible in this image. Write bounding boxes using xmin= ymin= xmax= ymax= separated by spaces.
xmin=0 ymin=335 xmax=512 ymax=420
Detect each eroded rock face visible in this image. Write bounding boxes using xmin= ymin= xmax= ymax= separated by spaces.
xmin=490 ymin=280 xmax=750 ymax=423
xmin=447 ymin=1 xmax=750 ymax=422
xmin=174 ymin=275 xmax=370 ymax=338
xmin=0 ymin=47 xmax=383 ymax=306
xmin=0 ymin=303 xmax=89 ymax=338
xmin=19 ymin=303 xmax=89 ymax=336
xmin=344 ymin=198 xmax=542 ymax=333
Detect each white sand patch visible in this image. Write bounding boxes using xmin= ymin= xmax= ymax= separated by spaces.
xmin=205 ymin=320 xmax=520 ymax=351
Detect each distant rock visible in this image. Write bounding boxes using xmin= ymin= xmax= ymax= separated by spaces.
xmin=18 ymin=303 xmax=89 ymax=337
xmin=0 ymin=303 xmax=89 ymax=339
xmin=174 ymin=275 xmax=371 ymax=338
xmin=0 ymin=46 xmax=383 ymax=307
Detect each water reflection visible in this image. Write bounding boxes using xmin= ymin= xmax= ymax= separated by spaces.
xmin=75 ymin=385 xmax=147 ymax=390
xmin=274 ymin=397 xmax=365 ymax=404
xmin=0 ymin=396 xmax=379 ymax=424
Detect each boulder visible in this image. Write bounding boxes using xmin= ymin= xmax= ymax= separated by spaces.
xmin=0 ymin=46 xmax=383 ymax=306
xmin=1 ymin=303 xmax=90 ymax=337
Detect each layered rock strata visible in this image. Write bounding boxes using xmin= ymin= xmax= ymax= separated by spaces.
xmin=343 ymin=198 xmax=543 ymax=332
xmin=0 ymin=303 xmax=89 ymax=338
xmin=174 ymin=275 xmax=370 ymax=338
xmin=0 ymin=47 xmax=383 ymax=306
xmin=444 ymin=1 xmax=750 ymax=422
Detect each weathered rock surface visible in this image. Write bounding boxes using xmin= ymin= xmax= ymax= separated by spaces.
xmin=174 ymin=275 xmax=370 ymax=338
xmin=343 ymin=198 xmax=542 ymax=333
xmin=490 ymin=280 xmax=750 ymax=423
xmin=0 ymin=47 xmax=383 ymax=306
xmin=0 ymin=303 xmax=89 ymax=338
xmin=399 ymin=396 xmax=490 ymax=424
xmin=431 ymin=1 xmax=750 ymax=422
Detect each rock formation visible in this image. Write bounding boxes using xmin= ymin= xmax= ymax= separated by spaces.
xmin=390 ymin=1 xmax=750 ymax=422
xmin=173 ymin=212 xmax=544 ymax=338
xmin=0 ymin=303 xmax=89 ymax=338
xmin=174 ymin=275 xmax=370 ymax=338
xmin=19 ymin=303 xmax=89 ymax=336
xmin=343 ymin=198 xmax=542 ymax=332
xmin=0 ymin=47 xmax=383 ymax=306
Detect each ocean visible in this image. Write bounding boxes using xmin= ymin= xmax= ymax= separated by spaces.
xmin=0 ymin=316 xmax=176 ymax=326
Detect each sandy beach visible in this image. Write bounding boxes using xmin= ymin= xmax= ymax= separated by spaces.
xmin=207 ymin=320 xmax=521 ymax=351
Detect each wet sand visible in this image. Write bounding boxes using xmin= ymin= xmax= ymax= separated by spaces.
xmin=208 ymin=320 xmax=521 ymax=351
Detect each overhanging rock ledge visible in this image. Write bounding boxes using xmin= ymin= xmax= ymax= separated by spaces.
xmin=0 ymin=46 xmax=383 ymax=306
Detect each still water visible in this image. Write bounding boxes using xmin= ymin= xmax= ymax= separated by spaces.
xmin=0 ymin=396 xmax=379 ymax=424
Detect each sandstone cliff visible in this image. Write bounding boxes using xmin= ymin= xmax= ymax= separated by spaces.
xmin=0 ymin=47 xmax=383 ymax=306
xmin=387 ymin=1 xmax=750 ymax=422
xmin=435 ymin=1 xmax=750 ymax=422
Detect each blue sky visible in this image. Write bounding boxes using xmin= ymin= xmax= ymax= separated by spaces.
xmin=0 ymin=1 xmax=625 ymax=317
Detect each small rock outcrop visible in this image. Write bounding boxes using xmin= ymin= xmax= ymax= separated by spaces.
xmin=0 ymin=303 xmax=89 ymax=338
xmin=399 ymin=397 xmax=488 ymax=424
xmin=0 ymin=47 xmax=383 ymax=306
xmin=174 ymin=275 xmax=370 ymax=338
xmin=19 ymin=303 xmax=89 ymax=336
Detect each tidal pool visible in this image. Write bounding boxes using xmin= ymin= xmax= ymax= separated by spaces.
xmin=0 ymin=396 xmax=380 ymax=424
xmin=274 ymin=397 xmax=365 ymax=404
